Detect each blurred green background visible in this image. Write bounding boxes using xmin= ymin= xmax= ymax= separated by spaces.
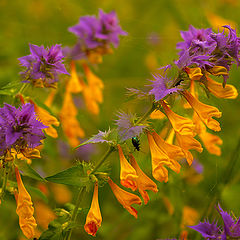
xmin=0 ymin=0 xmax=240 ymax=239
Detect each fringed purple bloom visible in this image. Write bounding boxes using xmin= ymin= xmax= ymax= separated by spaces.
xmin=66 ymin=9 xmax=127 ymax=60
xmin=87 ymin=129 xmax=113 ymax=144
xmin=190 ymin=204 xmax=240 ymax=239
xmin=115 ymin=112 xmax=146 ymax=141
xmin=18 ymin=44 xmax=68 ymax=87
xmin=148 ymin=74 xmax=180 ymax=101
xmin=0 ymin=103 xmax=47 ymax=154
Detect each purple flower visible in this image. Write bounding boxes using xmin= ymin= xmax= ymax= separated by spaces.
xmin=67 ymin=9 xmax=127 ymax=60
xmin=0 ymin=103 xmax=47 ymax=153
xmin=115 ymin=112 xmax=146 ymax=141
xmin=87 ymin=129 xmax=113 ymax=144
xmin=18 ymin=44 xmax=68 ymax=87
xmin=177 ymin=25 xmax=216 ymax=57
xmin=148 ymin=73 xmax=180 ymax=101
xmin=217 ymin=204 xmax=240 ymax=239
xmin=98 ymin=9 xmax=127 ymax=47
xmin=189 ymin=220 xmax=220 ymax=239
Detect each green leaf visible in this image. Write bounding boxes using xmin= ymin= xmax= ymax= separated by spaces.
xmin=45 ymin=165 xmax=89 ymax=187
xmin=14 ymin=158 xmax=45 ymax=182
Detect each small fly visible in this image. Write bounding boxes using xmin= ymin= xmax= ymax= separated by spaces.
xmin=132 ymin=137 xmax=140 ymax=151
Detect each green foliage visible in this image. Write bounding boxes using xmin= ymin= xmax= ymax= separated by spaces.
xmin=14 ymin=158 xmax=45 ymax=182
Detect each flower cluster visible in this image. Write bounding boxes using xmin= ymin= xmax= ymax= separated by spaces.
xmin=0 ymin=103 xmax=46 ymax=155
xmin=18 ymin=44 xmax=69 ymax=88
xmin=65 ymin=9 xmax=127 ymax=62
xmin=176 ymin=25 xmax=240 ymax=85
xmin=190 ymin=204 xmax=240 ymax=239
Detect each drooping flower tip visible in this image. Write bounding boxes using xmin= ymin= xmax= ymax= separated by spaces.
xmin=0 ymin=103 xmax=47 ymax=153
xmin=18 ymin=44 xmax=69 ymax=88
xmin=84 ymin=183 xmax=102 ymax=236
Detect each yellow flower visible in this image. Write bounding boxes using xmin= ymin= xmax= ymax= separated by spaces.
xmin=60 ymin=91 xmax=85 ymax=147
xmin=108 ymin=178 xmax=142 ymax=218
xmin=175 ymin=132 xmax=203 ymax=165
xmin=15 ymin=168 xmax=37 ymax=239
xmin=118 ymin=145 xmax=138 ymax=191
xmin=12 ymin=148 xmax=41 ymax=164
xmin=129 ymin=154 xmax=158 ymax=204
xmin=150 ymin=109 xmax=165 ymax=119
xmin=147 ymin=132 xmax=181 ymax=182
xmin=83 ymin=63 xmax=104 ymax=104
xmin=67 ymin=61 xmax=85 ymax=94
xmin=206 ymin=76 xmax=238 ymax=99
xmin=161 ymin=101 xmax=195 ymax=135
xmin=207 ymin=66 xmax=228 ymax=76
xmin=31 ymin=101 xmax=60 ymax=138
xmin=151 ymin=130 xmax=184 ymax=160
xmin=84 ymin=183 xmax=102 ymax=236
xmin=193 ymin=113 xmax=222 ymax=156
xmin=185 ymin=67 xmax=203 ymax=81
xmin=182 ymin=91 xmax=222 ymax=131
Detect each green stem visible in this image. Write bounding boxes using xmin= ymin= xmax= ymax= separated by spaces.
xmin=91 ymin=146 xmax=115 ymax=174
xmin=18 ymin=83 xmax=28 ymax=95
xmin=136 ymin=102 xmax=157 ymax=124
xmin=64 ymin=187 xmax=86 ymax=240
xmin=0 ymin=165 xmax=9 ymax=202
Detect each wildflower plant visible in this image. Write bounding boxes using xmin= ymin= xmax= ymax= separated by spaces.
xmin=0 ymin=6 xmax=240 ymax=240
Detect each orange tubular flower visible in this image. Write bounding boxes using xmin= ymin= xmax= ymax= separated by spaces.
xmin=161 ymin=101 xmax=195 ymax=135
xmin=193 ymin=113 xmax=222 ymax=156
xmin=60 ymin=91 xmax=84 ymax=147
xmin=147 ymin=132 xmax=181 ymax=182
xmin=185 ymin=67 xmax=203 ymax=81
xmin=84 ymin=183 xmax=102 ymax=236
xmin=182 ymin=91 xmax=222 ymax=131
xmin=118 ymin=145 xmax=138 ymax=191
xmin=150 ymin=109 xmax=165 ymax=119
xmin=206 ymin=76 xmax=238 ymax=99
xmin=108 ymin=178 xmax=142 ymax=218
xmin=15 ymin=168 xmax=37 ymax=239
xmin=129 ymin=154 xmax=158 ymax=204
xmin=67 ymin=61 xmax=85 ymax=94
xmin=175 ymin=132 xmax=203 ymax=165
xmin=32 ymin=102 xmax=60 ymax=138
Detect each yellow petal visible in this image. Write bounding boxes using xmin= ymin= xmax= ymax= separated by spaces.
xmin=185 ymin=67 xmax=203 ymax=81
xmin=15 ymin=168 xmax=37 ymax=239
xmin=82 ymin=86 xmax=100 ymax=115
xmin=175 ymin=132 xmax=203 ymax=165
xmin=108 ymin=178 xmax=141 ymax=218
xmin=67 ymin=61 xmax=85 ymax=93
xmin=182 ymin=91 xmax=222 ymax=131
xmin=118 ymin=145 xmax=138 ymax=191
xmin=84 ymin=183 xmax=102 ymax=236
xmin=208 ymin=66 xmax=229 ymax=76
xmin=161 ymin=101 xmax=195 ymax=135
xmin=129 ymin=154 xmax=158 ymax=205
xmin=150 ymin=109 xmax=165 ymax=119
xmin=206 ymin=76 xmax=238 ymax=99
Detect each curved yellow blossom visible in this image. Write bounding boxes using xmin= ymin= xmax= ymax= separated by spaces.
xmin=67 ymin=61 xmax=85 ymax=94
xmin=182 ymin=91 xmax=222 ymax=131
xmin=60 ymin=91 xmax=85 ymax=147
xmin=129 ymin=154 xmax=158 ymax=204
xmin=108 ymin=178 xmax=142 ymax=218
xmin=15 ymin=168 xmax=37 ymax=239
xmin=147 ymin=132 xmax=181 ymax=182
xmin=32 ymin=102 xmax=60 ymax=138
xmin=118 ymin=145 xmax=138 ymax=191
xmin=150 ymin=109 xmax=165 ymax=119
xmin=208 ymin=66 xmax=228 ymax=76
xmin=193 ymin=113 xmax=222 ymax=156
xmin=84 ymin=183 xmax=102 ymax=236
xmin=175 ymin=132 xmax=203 ymax=165
xmin=185 ymin=67 xmax=203 ymax=81
xmin=206 ymin=76 xmax=238 ymax=99
xmin=161 ymin=101 xmax=195 ymax=135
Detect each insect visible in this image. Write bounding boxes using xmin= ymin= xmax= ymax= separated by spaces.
xmin=131 ymin=136 xmax=140 ymax=151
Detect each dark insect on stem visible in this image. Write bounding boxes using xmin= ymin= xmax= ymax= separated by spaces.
xmin=132 ymin=137 xmax=140 ymax=151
